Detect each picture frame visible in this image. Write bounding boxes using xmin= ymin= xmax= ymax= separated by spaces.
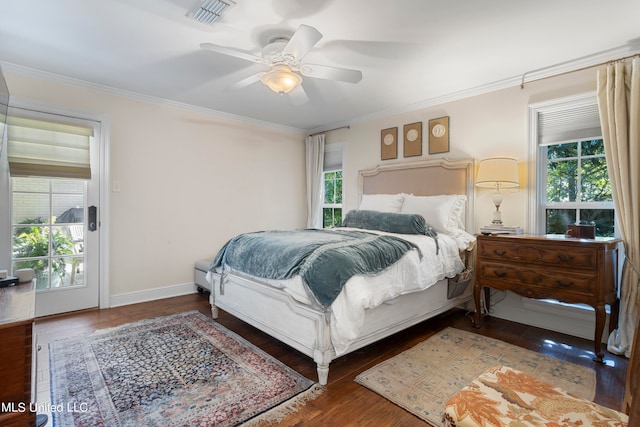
xmin=403 ymin=122 xmax=422 ymax=157
xmin=428 ymin=116 xmax=450 ymax=154
xmin=381 ymin=127 xmax=398 ymax=160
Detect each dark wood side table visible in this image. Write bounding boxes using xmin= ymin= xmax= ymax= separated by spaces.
xmin=473 ymin=234 xmax=621 ymax=363
xmin=0 ymin=282 xmax=36 ymax=427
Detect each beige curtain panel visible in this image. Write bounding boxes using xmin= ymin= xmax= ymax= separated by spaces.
xmin=305 ymin=133 xmax=325 ymax=228
xmin=597 ymin=57 xmax=640 ymax=373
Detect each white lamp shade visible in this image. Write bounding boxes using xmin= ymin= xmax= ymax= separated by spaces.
xmin=475 ymin=157 xmax=520 ymax=188
xmin=261 ymin=66 xmax=302 ymax=95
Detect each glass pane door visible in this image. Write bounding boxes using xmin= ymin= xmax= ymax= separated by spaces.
xmin=11 ymin=177 xmax=85 ymax=290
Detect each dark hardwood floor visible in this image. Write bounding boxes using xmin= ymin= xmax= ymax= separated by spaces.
xmin=34 ymin=293 xmax=628 ymax=426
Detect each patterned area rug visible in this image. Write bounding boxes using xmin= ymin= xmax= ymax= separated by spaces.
xmin=49 ymin=311 xmax=321 ymax=426
xmin=355 ymin=327 xmax=596 ymax=426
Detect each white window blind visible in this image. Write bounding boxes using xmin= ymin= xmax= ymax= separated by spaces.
xmin=537 ymin=102 xmax=601 ymax=145
xmin=7 ymin=116 xmax=94 ymax=179
xmin=323 ymin=142 xmax=343 ymax=171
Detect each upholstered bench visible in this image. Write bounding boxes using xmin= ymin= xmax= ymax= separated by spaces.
xmin=194 ymin=258 xmax=212 ymax=293
xmin=443 ymin=365 xmax=629 ymax=427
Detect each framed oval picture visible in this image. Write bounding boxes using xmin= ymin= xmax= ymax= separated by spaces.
xmin=428 ymin=116 xmax=449 ymax=154
xmin=403 ymin=122 xmax=422 ymax=157
xmin=381 ymin=127 xmax=397 ymax=160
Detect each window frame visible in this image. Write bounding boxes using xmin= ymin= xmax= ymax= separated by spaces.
xmin=527 ymin=92 xmax=615 ymax=235
xmin=11 ymin=176 xmax=87 ymax=290
xmin=320 ymin=141 xmax=344 ymax=228
xmin=0 ymin=97 xmax=111 ymax=311
xmin=527 ymin=94 xmax=622 ymax=313
xmin=321 ymin=169 xmax=342 ymax=228
xmin=539 ymin=139 xmax=615 ymax=235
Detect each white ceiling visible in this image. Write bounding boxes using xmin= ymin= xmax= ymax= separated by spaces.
xmin=1 ymin=0 xmax=639 ymax=132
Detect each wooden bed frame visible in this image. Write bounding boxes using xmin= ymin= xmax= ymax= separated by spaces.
xmin=208 ymin=158 xmax=475 ymax=385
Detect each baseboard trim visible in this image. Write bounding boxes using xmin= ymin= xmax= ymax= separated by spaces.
xmin=109 ymin=282 xmax=198 ymax=308
xmin=489 ymin=293 xmax=610 ymax=343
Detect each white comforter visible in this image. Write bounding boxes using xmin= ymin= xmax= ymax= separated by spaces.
xmin=209 ymin=228 xmax=469 ymax=355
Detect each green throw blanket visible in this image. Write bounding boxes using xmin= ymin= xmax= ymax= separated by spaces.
xmin=210 ymin=228 xmax=421 ymax=309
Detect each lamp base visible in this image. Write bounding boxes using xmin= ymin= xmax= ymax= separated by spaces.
xmin=491 ymin=191 xmax=504 ymax=225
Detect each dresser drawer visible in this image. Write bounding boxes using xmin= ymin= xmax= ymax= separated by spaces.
xmin=475 ymin=234 xmax=621 ymax=363
xmin=478 ymin=262 xmax=594 ymax=294
xmin=479 ymin=240 xmax=596 ymax=270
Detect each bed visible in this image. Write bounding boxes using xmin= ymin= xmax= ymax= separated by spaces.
xmin=206 ymin=158 xmax=476 ymax=385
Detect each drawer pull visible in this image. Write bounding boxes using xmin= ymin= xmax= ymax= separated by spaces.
xmin=493 ymin=249 xmax=507 ymax=256
xmin=557 ymin=279 xmax=574 ymax=287
xmin=557 ymin=253 xmax=575 ymax=263
xmin=493 ymin=269 xmax=507 ymax=278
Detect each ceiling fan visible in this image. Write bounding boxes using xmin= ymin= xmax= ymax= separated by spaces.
xmin=200 ymin=24 xmax=362 ymax=95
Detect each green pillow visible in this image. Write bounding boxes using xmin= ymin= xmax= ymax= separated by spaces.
xmin=341 ymin=210 xmax=432 ymax=235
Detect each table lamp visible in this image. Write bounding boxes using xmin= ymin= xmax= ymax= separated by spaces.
xmin=475 ymin=157 xmax=520 ymax=226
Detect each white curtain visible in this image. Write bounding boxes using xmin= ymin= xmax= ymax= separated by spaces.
xmin=305 ymin=134 xmax=325 ymax=228
xmin=596 ymin=57 xmax=640 ymax=362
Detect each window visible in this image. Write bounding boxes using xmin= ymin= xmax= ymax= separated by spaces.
xmin=528 ymin=94 xmax=618 ymax=315
xmin=7 ymin=111 xmax=94 ymax=290
xmin=531 ymin=94 xmax=615 ymax=237
xmin=321 ymin=142 xmax=344 ymax=228
xmin=542 ymin=138 xmax=614 ymax=236
xmin=322 ymin=170 xmax=342 ymax=228
xmin=11 ymin=177 xmax=86 ymax=290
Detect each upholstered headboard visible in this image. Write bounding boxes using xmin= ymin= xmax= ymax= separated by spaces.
xmin=358 ymin=158 xmax=475 ymax=231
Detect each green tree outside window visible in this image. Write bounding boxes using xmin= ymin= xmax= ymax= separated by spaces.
xmin=545 ymin=139 xmax=614 ymax=236
xmin=323 ymin=170 xmax=342 ymax=228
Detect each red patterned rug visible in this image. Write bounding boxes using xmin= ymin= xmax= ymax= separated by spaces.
xmin=49 ymin=311 xmax=321 ymax=426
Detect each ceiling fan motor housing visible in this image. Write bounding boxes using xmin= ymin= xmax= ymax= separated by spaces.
xmin=201 ymin=24 xmax=362 ymax=96
xmin=262 ymin=39 xmax=296 ymax=65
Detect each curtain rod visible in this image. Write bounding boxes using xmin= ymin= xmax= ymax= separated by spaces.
xmin=309 ymin=125 xmax=350 ymax=137
xmin=521 ymin=53 xmax=640 ymax=89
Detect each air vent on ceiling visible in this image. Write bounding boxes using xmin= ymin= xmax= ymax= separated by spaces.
xmin=187 ymin=0 xmax=236 ymax=25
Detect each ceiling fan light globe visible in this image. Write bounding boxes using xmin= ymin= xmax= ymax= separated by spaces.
xmin=261 ymin=67 xmax=302 ymax=95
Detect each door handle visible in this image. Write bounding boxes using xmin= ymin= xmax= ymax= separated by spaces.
xmin=88 ymin=205 xmax=97 ymax=231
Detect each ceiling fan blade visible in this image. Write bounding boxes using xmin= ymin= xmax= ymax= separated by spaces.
xmin=200 ymin=43 xmax=263 ymax=64
xmin=282 ymin=24 xmax=322 ymax=60
xmin=300 ymin=63 xmax=362 ymax=84
xmin=289 ymin=84 xmax=309 ymax=105
xmin=231 ymin=73 xmax=262 ymax=89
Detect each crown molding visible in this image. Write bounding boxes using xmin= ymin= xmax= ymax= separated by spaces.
xmin=4 ymin=37 xmax=639 ymax=137
xmin=309 ymin=39 xmax=640 ymax=134
xmin=520 ymin=38 xmax=640 ymax=86
xmin=0 ymin=61 xmax=306 ymax=136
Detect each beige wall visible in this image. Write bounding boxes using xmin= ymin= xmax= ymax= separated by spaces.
xmin=335 ymin=67 xmax=602 ymax=340
xmin=1 ymin=65 xmax=602 ymax=330
xmin=340 ymin=67 xmax=599 ymax=233
xmin=1 ymin=71 xmax=306 ymax=299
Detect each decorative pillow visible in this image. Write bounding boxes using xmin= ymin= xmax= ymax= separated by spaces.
xmin=400 ymin=194 xmax=466 ymax=234
xmin=358 ymin=193 xmax=405 ymax=213
xmin=443 ymin=366 xmax=628 ymax=427
xmin=341 ymin=210 xmax=430 ymax=235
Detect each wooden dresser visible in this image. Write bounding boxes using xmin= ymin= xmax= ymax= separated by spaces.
xmin=473 ymin=234 xmax=621 ymax=362
xmin=0 ymin=282 xmax=36 ymax=427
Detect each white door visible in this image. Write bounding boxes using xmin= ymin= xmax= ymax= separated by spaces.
xmin=9 ymin=113 xmax=100 ymax=317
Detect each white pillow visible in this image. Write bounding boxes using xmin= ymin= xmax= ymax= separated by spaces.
xmin=400 ymin=194 xmax=467 ymax=234
xmin=447 ymin=228 xmax=477 ymax=250
xmin=359 ymin=193 xmax=405 ymax=213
